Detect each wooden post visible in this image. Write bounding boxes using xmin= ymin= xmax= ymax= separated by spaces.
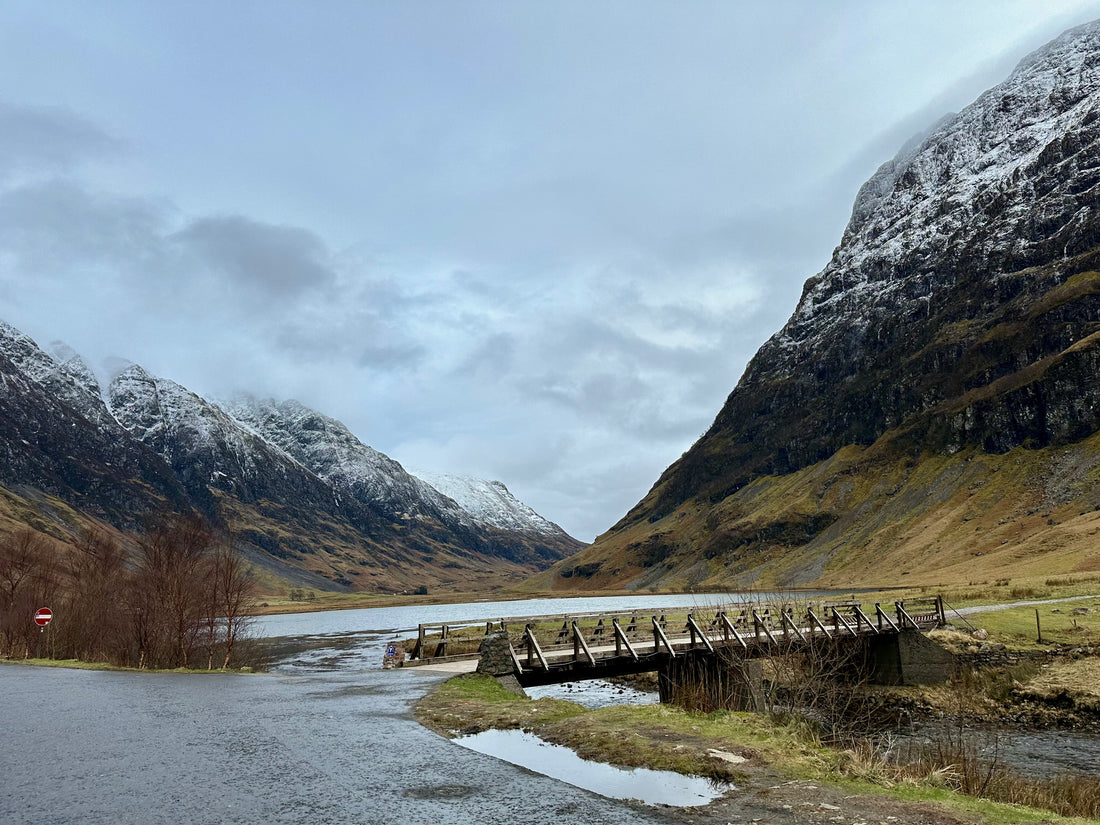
xmin=687 ymin=615 xmax=714 ymax=653
xmin=720 ymin=613 xmax=748 ymax=651
xmin=853 ymin=605 xmax=879 ymax=634
xmin=572 ymin=621 xmax=595 ymax=665
xmin=1036 ymin=609 xmax=1042 ymax=643
xmin=613 ymin=618 xmax=639 ymax=661
xmin=807 ymin=607 xmax=832 ymax=639
xmin=653 ymin=616 xmax=677 ymax=657
xmin=525 ymin=624 xmax=549 ymax=670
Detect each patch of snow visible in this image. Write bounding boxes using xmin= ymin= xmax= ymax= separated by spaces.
xmin=412 ymin=470 xmax=568 ymax=537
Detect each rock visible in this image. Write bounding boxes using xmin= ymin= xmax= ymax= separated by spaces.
xmin=1072 ymin=607 xmax=1089 ymax=615
xmin=571 ymin=20 xmax=1100 ymax=590
xmin=494 ymin=674 xmax=527 ymax=697
xmin=972 ymin=629 xmax=989 ymax=640
xmin=706 ymin=749 xmax=747 ymax=764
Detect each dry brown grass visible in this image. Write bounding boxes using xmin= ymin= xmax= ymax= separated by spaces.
xmin=1017 ymin=658 xmax=1100 ymax=711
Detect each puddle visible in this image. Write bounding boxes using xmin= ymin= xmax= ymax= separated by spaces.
xmin=454 ymin=729 xmax=730 ymax=807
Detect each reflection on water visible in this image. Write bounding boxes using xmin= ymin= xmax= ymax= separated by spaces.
xmin=455 ymin=729 xmax=730 ymax=807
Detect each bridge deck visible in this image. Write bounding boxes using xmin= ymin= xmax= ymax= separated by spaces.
xmin=403 ymin=596 xmax=945 ymax=686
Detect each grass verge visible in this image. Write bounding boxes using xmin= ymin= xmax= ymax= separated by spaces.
xmin=416 ymin=673 xmax=1097 ymax=824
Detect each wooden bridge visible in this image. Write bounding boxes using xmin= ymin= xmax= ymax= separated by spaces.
xmin=404 ymin=596 xmax=950 ymax=693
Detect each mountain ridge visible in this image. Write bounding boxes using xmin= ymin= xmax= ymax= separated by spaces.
xmin=0 ymin=321 xmax=583 ymax=592
xmin=537 ymin=19 xmax=1100 ymax=592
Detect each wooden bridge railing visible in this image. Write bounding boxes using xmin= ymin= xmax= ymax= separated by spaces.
xmin=406 ymin=596 xmax=945 ymax=668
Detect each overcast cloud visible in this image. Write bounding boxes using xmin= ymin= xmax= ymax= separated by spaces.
xmin=1 ymin=1 xmax=1099 ymax=540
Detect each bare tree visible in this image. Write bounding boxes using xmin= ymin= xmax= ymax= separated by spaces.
xmin=132 ymin=515 xmax=214 ymax=668
xmin=64 ymin=529 xmax=131 ymax=664
xmin=215 ymin=538 xmax=256 ymax=668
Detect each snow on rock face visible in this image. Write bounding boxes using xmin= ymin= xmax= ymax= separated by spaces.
xmin=0 ymin=322 xmax=115 ymax=429
xmin=629 ymin=19 xmax=1100 ymax=529
xmin=222 ymin=395 xmax=471 ymax=524
xmin=107 ymin=365 xmax=303 ymax=494
xmin=412 ymin=470 xmax=569 ymax=537
xmin=0 ymin=318 xmax=578 ymax=549
xmin=773 ymin=19 xmax=1100 ymax=356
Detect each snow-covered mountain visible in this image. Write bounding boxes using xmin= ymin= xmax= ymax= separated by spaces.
xmin=412 ymin=470 xmax=569 ymax=537
xmin=776 ymin=19 xmax=1100 ymax=362
xmin=223 ymin=395 xmax=470 ymax=525
xmin=0 ymin=322 xmax=115 ymax=430
xmin=221 ymin=395 xmax=582 ymax=560
xmin=558 ymin=19 xmax=1100 ymax=591
xmin=0 ymin=323 xmax=584 ymax=591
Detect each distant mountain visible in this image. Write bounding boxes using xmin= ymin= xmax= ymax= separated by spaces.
xmin=540 ymin=20 xmax=1100 ymax=592
xmin=411 ymin=470 xmax=569 ymax=537
xmin=0 ymin=322 xmax=584 ymax=592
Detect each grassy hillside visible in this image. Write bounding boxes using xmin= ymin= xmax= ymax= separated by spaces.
xmin=532 ymin=432 xmax=1100 ymax=592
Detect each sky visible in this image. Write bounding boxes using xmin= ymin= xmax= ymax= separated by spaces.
xmin=2 ymin=1 xmax=1099 ymax=542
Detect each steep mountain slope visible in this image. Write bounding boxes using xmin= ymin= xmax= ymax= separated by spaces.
xmin=542 ymin=20 xmax=1100 ymax=591
xmin=0 ymin=325 xmax=581 ymax=592
xmin=0 ymin=325 xmax=192 ymax=527
xmin=223 ymin=396 xmax=471 ymax=525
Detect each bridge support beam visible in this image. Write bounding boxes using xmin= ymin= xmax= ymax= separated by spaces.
xmin=658 ymin=650 xmax=764 ymax=712
xmin=864 ymin=629 xmax=955 ymax=685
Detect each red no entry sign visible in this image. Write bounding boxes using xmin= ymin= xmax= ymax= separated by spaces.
xmin=34 ymin=607 xmax=52 ymax=627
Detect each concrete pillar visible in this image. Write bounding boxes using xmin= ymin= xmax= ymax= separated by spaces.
xmin=866 ymin=630 xmax=954 ymax=685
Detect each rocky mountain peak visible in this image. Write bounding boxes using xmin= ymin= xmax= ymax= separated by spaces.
xmin=779 ymin=19 xmax=1100 ymax=359
xmin=0 ymin=323 xmax=114 ymax=429
xmin=222 ymin=394 xmax=466 ymax=524
xmin=567 ymin=19 xmax=1100 ymax=591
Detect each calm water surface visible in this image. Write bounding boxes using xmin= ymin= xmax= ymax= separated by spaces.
xmin=454 ymin=729 xmax=729 ymax=806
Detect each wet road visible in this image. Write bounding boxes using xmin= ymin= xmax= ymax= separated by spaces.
xmin=0 ymin=662 xmax=681 ymax=825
